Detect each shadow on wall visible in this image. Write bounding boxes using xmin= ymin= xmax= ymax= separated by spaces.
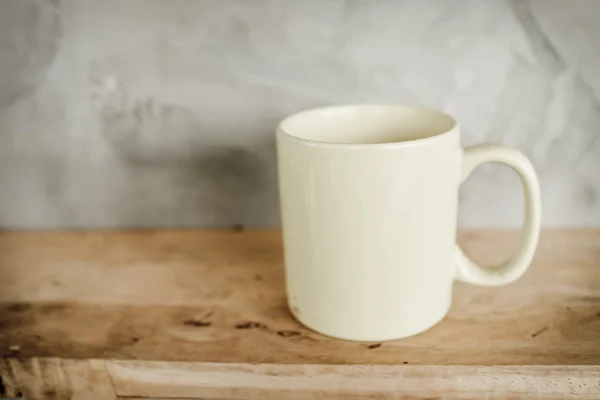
xmin=0 ymin=0 xmax=61 ymax=108
xmin=89 ymin=72 xmax=276 ymax=227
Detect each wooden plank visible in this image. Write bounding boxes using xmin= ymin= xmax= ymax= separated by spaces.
xmin=6 ymin=358 xmax=116 ymax=400
xmin=107 ymin=361 xmax=600 ymax=400
xmin=0 ymin=230 xmax=599 ymax=366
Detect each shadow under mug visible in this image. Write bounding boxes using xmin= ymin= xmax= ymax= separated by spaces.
xmin=276 ymin=104 xmax=541 ymax=341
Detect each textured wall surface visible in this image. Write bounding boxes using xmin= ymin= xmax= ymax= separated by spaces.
xmin=0 ymin=0 xmax=599 ymax=228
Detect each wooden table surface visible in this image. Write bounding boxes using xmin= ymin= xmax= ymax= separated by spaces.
xmin=0 ymin=230 xmax=599 ymax=399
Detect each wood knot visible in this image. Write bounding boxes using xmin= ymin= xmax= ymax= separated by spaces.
xmin=183 ymin=319 xmax=212 ymax=327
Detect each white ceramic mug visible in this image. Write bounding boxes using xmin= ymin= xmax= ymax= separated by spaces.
xmin=276 ymin=105 xmax=541 ymax=341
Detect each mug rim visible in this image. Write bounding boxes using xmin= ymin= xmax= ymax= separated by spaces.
xmin=277 ymin=104 xmax=459 ymax=148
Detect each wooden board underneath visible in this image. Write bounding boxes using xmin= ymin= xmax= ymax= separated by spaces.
xmin=2 ymin=358 xmax=599 ymax=400
xmin=0 ymin=230 xmax=599 ymax=399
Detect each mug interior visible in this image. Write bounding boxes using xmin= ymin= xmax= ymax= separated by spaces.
xmin=279 ymin=105 xmax=456 ymax=145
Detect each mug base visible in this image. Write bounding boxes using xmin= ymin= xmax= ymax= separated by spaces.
xmin=289 ymin=302 xmax=450 ymax=342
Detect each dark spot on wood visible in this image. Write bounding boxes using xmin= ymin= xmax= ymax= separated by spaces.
xmin=232 ymin=223 xmax=245 ymax=232
xmin=235 ymin=322 xmax=266 ymax=329
xmin=16 ymin=391 xmax=23 ymax=398
xmin=183 ymin=319 xmax=212 ymax=327
xmin=131 ymin=337 xmax=140 ymax=343
xmin=7 ymin=303 xmax=30 ymax=313
xmin=0 ymin=375 xmax=6 ymax=397
xmin=531 ymin=326 xmax=549 ymax=338
xmin=403 ymin=361 xmax=408 ymax=364
xmin=277 ymin=330 xmax=300 ymax=337
xmin=254 ymin=274 xmax=262 ymax=281
xmin=596 ymin=312 xmax=600 ymax=317
xmin=34 ymin=335 xmax=42 ymax=341
xmin=44 ymin=389 xmax=56 ymax=398
xmin=368 ymin=343 xmax=382 ymax=349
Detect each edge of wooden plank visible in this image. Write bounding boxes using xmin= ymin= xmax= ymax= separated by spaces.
xmin=3 ymin=356 xmax=600 ymax=399
xmin=0 ymin=358 xmax=21 ymax=398
xmin=3 ymin=358 xmax=117 ymax=400
xmin=106 ymin=360 xmax=600 ymax=400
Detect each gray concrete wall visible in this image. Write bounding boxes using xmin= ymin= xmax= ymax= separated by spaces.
xmin=0 ymin=0 xmax=599 ymax=228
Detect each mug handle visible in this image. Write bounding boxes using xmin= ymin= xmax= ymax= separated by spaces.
xmin=455 ymin=145 xmax=542 ymax=286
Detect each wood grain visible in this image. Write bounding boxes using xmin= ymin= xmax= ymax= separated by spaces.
xmin=0 ymin=358 xmax=21 ymax=398
xmin=107 ymin=361 xmax=600 ymax=400
xmin=0 ymin=229 xmax=599 ymax=399
xmin=6 ymin=358 xmax=116 ymax=400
